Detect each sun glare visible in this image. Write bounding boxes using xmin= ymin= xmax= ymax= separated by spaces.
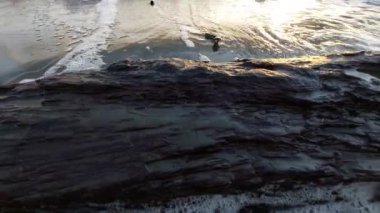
xmin=261 ymin=0 xmax=319 ymax=26
xmin=210 ymin=0 xmax=319 ymax=26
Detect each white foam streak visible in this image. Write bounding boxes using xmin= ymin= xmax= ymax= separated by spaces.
xmin=180 ymin=26 xmax=195 ymax=48
xmin=44 ymin=0 xmax=118 ymax=77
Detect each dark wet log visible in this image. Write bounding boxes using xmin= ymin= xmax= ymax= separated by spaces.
xmin=0 ymin=52 xmax=379 ymax=211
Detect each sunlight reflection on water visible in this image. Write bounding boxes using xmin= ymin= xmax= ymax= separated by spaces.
xmin=0 ymin=0 xmax=379 ymax=83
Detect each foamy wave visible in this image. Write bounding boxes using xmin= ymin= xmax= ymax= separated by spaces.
xmin=180 ymin=26 xmax=195 ymax=48
xmin=93 ymin=183 xmax=380 ymax=213
xmin=44 ymin=0 xmax=118 ymax=77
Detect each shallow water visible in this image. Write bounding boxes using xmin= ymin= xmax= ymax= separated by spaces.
xmin=0 ymin=0 xmax=379 ymax=83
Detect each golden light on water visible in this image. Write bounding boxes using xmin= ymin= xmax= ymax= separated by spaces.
xmin=1 ymin=0 xmax=379 ymax=84
xmin=209 ymin=0 xmax=320 ymax=26
xmin=261 ymin=0 xmax=319 ymax=25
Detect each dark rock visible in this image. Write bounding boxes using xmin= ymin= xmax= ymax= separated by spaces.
xmin=107 ymin=60 xmax=140 ymax=71
xmin=239 ymin=204 xmax=271 ymax=213
xmin=0 ymin=51 xmax=379 ymax=211
xmin=373 ymin=185 xmax=380 ymax=201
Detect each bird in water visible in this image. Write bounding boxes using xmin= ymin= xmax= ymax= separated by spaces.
xmin=150 ymin=0 xmax=155 ymax=6
xmin=205 ymin=33 xmax=217 ymax=40
xmin=205 ymin=33 xmax=222 ymax=52
xmin=212 ymin=38 xmax=221 ymax=52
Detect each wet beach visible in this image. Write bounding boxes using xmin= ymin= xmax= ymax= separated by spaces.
xmin=0 ymin=0 xmax=379 ymax=83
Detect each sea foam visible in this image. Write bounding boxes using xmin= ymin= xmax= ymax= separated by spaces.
xmin=44 ymin=0 xmax=119 ymax=76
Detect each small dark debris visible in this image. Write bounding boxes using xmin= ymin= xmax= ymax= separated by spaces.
xmin=239 ymin=204 xmax=271 ymax=213
xmin=335 ymin=196 xmax=344 ymax=202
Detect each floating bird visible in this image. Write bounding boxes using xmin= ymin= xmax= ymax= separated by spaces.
xmin=205 ymin=33 xmax=217 ymax=40
xmin=205 ymin=33 xmax=221 ymax=52
xmin=150 ymin=0 xmax=155 ymax=6
xmin=198 ymin=53 xmax=211 ymax=63
xmin=212 ymin=38 xmax=221 ymax=52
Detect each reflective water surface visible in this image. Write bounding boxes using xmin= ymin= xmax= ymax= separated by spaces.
xmin=0 ymin=0 xmax=379 ymax=83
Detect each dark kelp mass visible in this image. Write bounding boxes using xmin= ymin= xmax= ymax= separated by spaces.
xmin=0 ymin=51 xmax=379 ymax=211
